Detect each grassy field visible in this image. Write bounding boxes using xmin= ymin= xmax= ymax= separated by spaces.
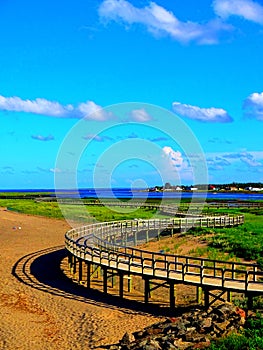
xmin=0 ymin=198 xmax=168 ymax=222
xmin=197 ymin=206 xmax=263 ymax=267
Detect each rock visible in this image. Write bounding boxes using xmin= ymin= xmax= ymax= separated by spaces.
xmin=120 ymin=332 xmax=131 ymax=346
xmin=192 ymin=341 xmax=211 ymax=349
xmin=133 ymin=330 xmax=144 ymax=340
xmin=144 ymin=327 xmax=163 ymax=337
xmin=147 ymin=339 xmax=162 ymax=349
xmin=212 ymin=308 xmax=225 ymax=319
xmin=199 ymin=317 xmax=212 ymax=333
xmin=137 ymin=338 xmax=148 ymax=348
xmin=214 ymin=319 xmax=230 ymax=333
xmin=160 ymin=340 xmax=177 ymax=349
xmin=186 ymin=327 xmax=196 ymax=333
xmin=173 ymin=339 xmax=194 ymax=350
xmin=185 ymin=330 xmax=206 ymax=343
xmin=115 ymin=303 xmax=246 ymax=350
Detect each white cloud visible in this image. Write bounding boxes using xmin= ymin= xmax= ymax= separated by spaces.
xmin=77 ymin=101 xmax=113 ymax=121
xmin=82 ymin=134 xmax=112 ymax=142
xmin=129 ymin=108 xmax=152 ymax=122
xmin=161 ymin=146 xmax=196 ymax=182
xmin=213 ymin=0 xmax=263 ymax=24
xmin=240 ymin=156 xmax=262 ymax=167
xmin=207 ymin=151 xmax=263 ymax=171
xmin=0 ymin=95 xmax=112 ymax=121
xmin=172 ymin=102 xmax=233 ymax=123
xmin=0 ymin=95 xmax=72 ymax=117
xmin=50 ymin=167 xmax=62 ymax=173
xmin=99 ymin=0 xmax=231 ymax=44
xmin=31 ymin=134 xmax=54 ymax=141
xmin=243 ymin=92 xmax=263 ymax=120
xmin=162 ymin=146 xmax=183 ymax=168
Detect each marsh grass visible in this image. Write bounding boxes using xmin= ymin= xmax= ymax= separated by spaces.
xmin=0 ymin=198 xmax=168 ymax=222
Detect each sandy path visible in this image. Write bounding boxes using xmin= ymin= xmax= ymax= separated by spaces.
xmin=0 ymin=208 xmax=163 ymax=350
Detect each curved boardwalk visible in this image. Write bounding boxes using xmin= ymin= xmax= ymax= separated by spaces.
xmin=65 ymin=205 xmax=263 ymax=310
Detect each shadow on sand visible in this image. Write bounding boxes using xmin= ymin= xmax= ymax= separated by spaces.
xmin=12 ymin=246 xmax=200 ymax=318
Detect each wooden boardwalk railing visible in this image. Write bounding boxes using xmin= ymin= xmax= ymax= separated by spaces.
xmin=38 ymin=197 xmax=263 ymax=209
xmin=64 ymin=209 xmax=263 ymax=309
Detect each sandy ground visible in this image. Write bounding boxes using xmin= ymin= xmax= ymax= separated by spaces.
xmin=0 ymin=207 xmax=164 ymax=350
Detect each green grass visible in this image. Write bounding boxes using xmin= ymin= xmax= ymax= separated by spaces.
xmin=184 ymin=206 xmax=263 ymax=266
xmin=208 ymin=314 xmax=263 ymax=350
xmin=207 ymin=212 xmax=263 ymax=263
xmin=0 ymin=198 xmax=168 ymax=222
xmin=0 ymin=199 xmax=64 ymax=218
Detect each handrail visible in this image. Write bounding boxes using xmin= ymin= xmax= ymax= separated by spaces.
xmin=65 ymin=210 xmax=263 ymax=294
xmin=38 ymin=197 xmax=263 ymax=209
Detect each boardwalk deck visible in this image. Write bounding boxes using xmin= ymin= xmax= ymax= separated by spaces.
xmin=65 ymin=206 xmax=263 ymax=310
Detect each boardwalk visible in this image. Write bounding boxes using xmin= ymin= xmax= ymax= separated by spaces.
xmin=65 ymin=208 xmax=263 ymax=310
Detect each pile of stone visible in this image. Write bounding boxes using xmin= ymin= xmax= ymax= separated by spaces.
xmin=108 ymin=303 xmax=246 ymax=350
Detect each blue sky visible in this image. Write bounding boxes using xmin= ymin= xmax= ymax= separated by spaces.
xmin=1 ymin=0 xmax=263 ymax=190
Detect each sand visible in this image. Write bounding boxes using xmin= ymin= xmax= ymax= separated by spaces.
xmin=0 ymin=207 xmax=164 ymax=350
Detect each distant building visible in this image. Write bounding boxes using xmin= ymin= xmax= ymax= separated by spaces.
xmin=249 ymin=187 xmax=262 ymax=192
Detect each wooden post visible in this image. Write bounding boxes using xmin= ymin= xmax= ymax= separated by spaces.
xmin=86 ymin=262 xmax=91 ymax=289
xmin=196 ymin=286 xmax=202 ymax=304
xmin=144 ymin=278 xmax=150 ymax=304
xmin=134 ymin=230 xmax=137 ymax=246
xmin=111 ymin=270 xmax=115 ymax=288
xmin=119 ymin=273 xmax=124 ymax=299
xmin=68 ymin=253 xmax=72 ymax=270
xmin=127 ymin=275 xmax=132 ymax=292
xmin=169 ymin=282 xmax=175 ymax=311
xmin=204 ymin=288 xmax=209 ymax=309
xmin=103 ymin=267 xmax=108 ymax=294
xmin=121 ymin=231 xmax=125 ymax=246
xmin=72 ymin=255 xmax=77 ymax=276
xmin=227 ymin=290 xmax=232 ymax=302
xmin=254 ymin=266 xmax=257 ymax=282
xmin=157 ymin=228 xmax=160 ymax=241
xmin=78 ymin=258 xmax=83 ymax=282
xmin=247 ymin=294 xmax=253 ymax=309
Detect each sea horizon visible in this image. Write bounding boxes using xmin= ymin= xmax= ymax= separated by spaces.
xmin=1 ymin=187 xmax=263 ymax=201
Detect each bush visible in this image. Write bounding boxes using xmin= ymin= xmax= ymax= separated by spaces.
xmin=208 ymin=314 xmax=263 ymax=350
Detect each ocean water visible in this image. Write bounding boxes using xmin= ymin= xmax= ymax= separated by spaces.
xmin=3 ymin=188 xmax=263 ymax=201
